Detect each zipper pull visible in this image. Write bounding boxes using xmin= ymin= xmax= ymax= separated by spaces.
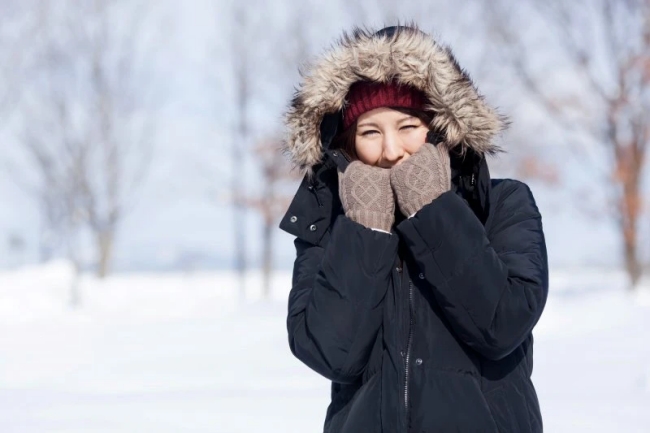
xmin=470 ymin=173 xmax=476 ymax=187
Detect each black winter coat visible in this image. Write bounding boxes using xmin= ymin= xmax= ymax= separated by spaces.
xmin=280 ymin=148 xmax=548 ymax=432
xmin=280 ymin=26 xmax=549 ymax=433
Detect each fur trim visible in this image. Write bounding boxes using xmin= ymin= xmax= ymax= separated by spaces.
xmin=283 ymin=26 xmax=507 ymax=175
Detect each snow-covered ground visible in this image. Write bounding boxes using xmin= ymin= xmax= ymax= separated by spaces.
xmin=0 ymin=261 xmax=649 ymax=432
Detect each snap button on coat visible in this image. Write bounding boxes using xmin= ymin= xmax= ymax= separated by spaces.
xmin=309 ymin=224 xmax=317 ymax=232
xmin=290 ymin=216 xmax=298 ymax=223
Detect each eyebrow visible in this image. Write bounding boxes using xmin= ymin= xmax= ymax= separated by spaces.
xmin=357 ymin=122 xmax=379 ymax=128
xmin=358 ymin=116 xmax=417 ymax=128
xmin=397 ymin=116 xmax=417 ymax=123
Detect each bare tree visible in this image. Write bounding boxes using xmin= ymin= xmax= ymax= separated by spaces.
xmin=486 ymin=0 xmax=650 ymax=288
xmin=12 ymin=0 xmax=156 ymax=279
xmin=220 ymin=0 xmax=287 ymax=299
xmin=242 ymin=137 xmax=301 ymax=298
xmin=205 ymin=0 xmax=306 ymax=299
xmin=242 ymin=0 xmax=312 ymax=298
xmin=231 ymin=1 xmax=252 ymax=299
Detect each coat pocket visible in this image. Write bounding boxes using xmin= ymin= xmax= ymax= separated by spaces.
xmin=484 ymin=383 xmax=534 ymax=433
xmin=326 ymin=371 xmax=382 ymax=433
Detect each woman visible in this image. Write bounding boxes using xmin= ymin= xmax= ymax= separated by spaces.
xmin=280 ymin=25 xmax=548 ymax=433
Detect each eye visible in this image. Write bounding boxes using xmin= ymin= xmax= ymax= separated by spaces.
xmin=360 ymin=129 xmax=379 ymax=137
xmin=400 ymin=124 xmax=418 ymax=130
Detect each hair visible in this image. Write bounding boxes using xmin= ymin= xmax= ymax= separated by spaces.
xmin=334 ymin=107 xmax=435 ymax=161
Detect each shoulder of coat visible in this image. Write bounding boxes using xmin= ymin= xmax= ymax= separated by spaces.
xmin=491 ymin=178 xmax=538 ymax=213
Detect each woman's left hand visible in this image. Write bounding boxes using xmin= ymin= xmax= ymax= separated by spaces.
xmin=390 ymin=143 xmax=451 ymax=217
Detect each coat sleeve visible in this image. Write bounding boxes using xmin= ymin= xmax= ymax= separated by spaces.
xmin=396 ymin=180 xmax=548 ymax=361
xmin=287 ymin=215 xmax=398 ymax=383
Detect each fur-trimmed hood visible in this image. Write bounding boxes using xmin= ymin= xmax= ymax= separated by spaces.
xmin=283 ymin=26 xmax=507 ymax=175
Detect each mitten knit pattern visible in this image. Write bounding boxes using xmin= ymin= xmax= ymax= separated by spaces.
xmin=390 ymin=144 xmax=451 ymax=217
xmin=338 ymin=161 xmax=395 ymax=232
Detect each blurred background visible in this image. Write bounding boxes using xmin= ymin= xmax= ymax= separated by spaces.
xmin=0 ymin=0 xmax=649 ymax=431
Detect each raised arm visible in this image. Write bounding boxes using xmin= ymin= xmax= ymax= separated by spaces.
xmin=396 ymin=181 xmax=548 ymax=360
xmin=288 ymin=216 xmax=398 ymax=383
xmin=287 ymin=162 xmax=399 ymax=383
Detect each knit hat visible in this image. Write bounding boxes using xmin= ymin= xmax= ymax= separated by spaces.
xmin=343 ymin=81 xmax=428 ymax=129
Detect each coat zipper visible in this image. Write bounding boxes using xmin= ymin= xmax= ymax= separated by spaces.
xmin=404 ymin=280 xmax=414 ymax=412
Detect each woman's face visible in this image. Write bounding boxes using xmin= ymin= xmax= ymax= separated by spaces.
xmin=354 ymin=107 xmax=429 ymax=168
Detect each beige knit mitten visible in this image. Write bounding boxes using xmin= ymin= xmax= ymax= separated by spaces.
xmin=338 ymin=161 xmax=395 ymax=232
xmin=390 ymin=143 xmax=451 ymax=217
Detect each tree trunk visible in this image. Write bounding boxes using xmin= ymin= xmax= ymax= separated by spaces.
xmin=620 ymin=186 xmax=642 ymax=289
xmin=66 ymin=225 xmax=82 ymax=307
xmin=622 ymin=231 xmax=641 ymax=288
xmin=96 ymin=230 xmax=114 ymax=279
xmin=69 ymin=262 xmax=81 ymax=308
xmin=618 ymin=146 xmax=644 ymax=289
xmin=233 ymin=4 xmax=249 ymax=302
xmin=262 ymin=218 xmax=273 ymax=299
xmin=234 ymin=194 xmax=247 ymax=299
xmin=38 ymin=228 xmax=54 ymax=263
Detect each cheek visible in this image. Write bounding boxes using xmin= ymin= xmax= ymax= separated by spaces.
xmin=404 ymin=128 xmax=428 ymax=154
xmin=355 ymin=139 xmax=382 ymax=165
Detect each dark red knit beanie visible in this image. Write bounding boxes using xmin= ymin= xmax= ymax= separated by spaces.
xmin=343 ymin=81 xmax=428 ymax=129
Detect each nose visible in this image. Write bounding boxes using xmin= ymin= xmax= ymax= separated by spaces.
xmin=382 ymin=133 xmax=405 ymax=166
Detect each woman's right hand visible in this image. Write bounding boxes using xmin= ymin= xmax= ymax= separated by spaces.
xmin=338 ymin=161 xmax=395 ymax=232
